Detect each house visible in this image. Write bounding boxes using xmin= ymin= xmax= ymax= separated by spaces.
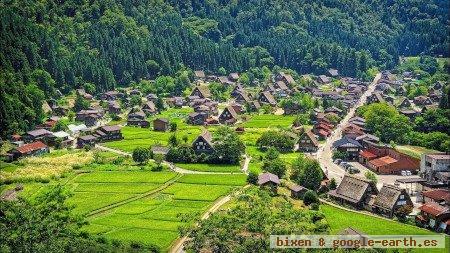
xmin=146 ymin=93 xmax=158 ymax=102
xmin=332 ymin=137 xmax=363 ymax=160
xmin=219 ymin=106 xmax=238 ymax=125
xmin=228 ymin=73 xmax=239 ymax=82
xmin=7 ymin=141 xmax=49 ymax=161
xmin=414 ymin=96 xmax=433 ymax=106
xmin=420 ymin=154 xmax=450 ymax=189
xmin=190 ymin=86 xmax=211 ymax=99
xmin=371 ymin=184 xmax=412 ymax=218
xmin=51 ymin=131 xmax=74 ymax=148
xmin=218 ymin=76 xmax=234 ymax=86
xmin=397 ymin=97 xmax=412 ymax=108
xmin=23 ymin=129 xmax=53 ymax=143
xmin=297 ymin=130 xmax=319 ymax=152
xmin=247 ymin=101 xmax=261 ymax=112
xmin=194 ymin=70 xmax=205 ymax=80
xmin=192 ymin=130 xmax=214 ymax=154
xmin=348 ymin=116 xmax=366 ymax=128
xmin=98 ymin=125 xmax=123 ymax=141
xmin=367 ymin=92 xmax=385 ymax=104
xmin=127 ymin=118 xmax=150 ymax=128
xmin=67 ymin=124 xmax=88 ymax=136
xmin=415 ymin=202 xmax=450 ymax=234
xmin=328 ymin=69 xmax=339 ymax=77
xmin=258 ymin=91 xmax=276 ymax=106
xmin=399 ymin=109 xmax=419 ymax=121
xmin=165 ymin=96 xmax=184 ymax=108
xmin=342 ymin=123 xmax=365 ymax=139
xmin=188 ymin=112 xmax=208 ymax=125
xmin=421 ymin=189 xmax=450 ymax=206
xmin=108 ymin=101 xmax=121 ymax=114
xmin=101 ymin=91 xmax=123 ymax=101
xmin=277 ymin=72 xmax=295 ymax=85
xmin=317 ymin=75 xmax=331 ymax=84
xmin=153 ymin=118 xmax=170 ymax=131
xmin=339 ymin=227 xmax=368 ymax=245
xmin=289 ymin=184 xmax=307 ymax=199
xmin=324 ymin=106 xmax=343 ymax=116
xmin=128 ymin=110 xmax=146 ymax=120
xmin=355 ymin=134 xmax=379 ymax=147
xmin=77 ymin=135 xmax=98 ymax=148
xmin=258 ymin=172 xmax=280 ymax=193
xmin=274 ymin=80 xmax=290 ymax=92
xmin=142 ymin=101 xmax=157 ymax=115
xmin=329 ymin=175 xmax=378 ymax=209
xmin=151 ymin=145 xmax=170 ymax=157
xmin=232 ymin=91 xmax=251 ymax=104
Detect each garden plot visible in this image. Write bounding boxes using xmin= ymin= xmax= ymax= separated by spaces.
xmin=175 ymin=163 xmax=242 ymax=173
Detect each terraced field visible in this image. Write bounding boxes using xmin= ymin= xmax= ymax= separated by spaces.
xmin=66 ymin=170 xmax=248 ymax=251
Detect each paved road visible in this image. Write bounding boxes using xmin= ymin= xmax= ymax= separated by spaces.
xmin=315 ymin=73 xmax=381 ymax=183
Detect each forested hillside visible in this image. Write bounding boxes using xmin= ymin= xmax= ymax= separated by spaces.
xmin=0 ymin=0 xmax=448 ymax=136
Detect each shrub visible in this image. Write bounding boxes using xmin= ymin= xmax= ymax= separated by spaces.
xmin=132 ymin=147 xmax=151 ymax=164
xmin=247 ymin=171 xmax=258 ymax=184
xmin=303 ymin=190 xmax=319 ymax=205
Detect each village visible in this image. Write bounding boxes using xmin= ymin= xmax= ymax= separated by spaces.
xmin=1 ymin=65 xmax=449 ymax=242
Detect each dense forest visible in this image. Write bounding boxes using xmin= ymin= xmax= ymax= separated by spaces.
xmin=0 ymin=0 xmax=449 ymax=136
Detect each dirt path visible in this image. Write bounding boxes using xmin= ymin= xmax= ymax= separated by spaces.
xmin=241 ymin=155 xmax=251 ymax=175
xmin=315 ymin=73 xmax=381 ymax=183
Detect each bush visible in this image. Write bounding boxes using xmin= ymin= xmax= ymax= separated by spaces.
xmin=310 ymin=202 xmax=320 ymax=210
xmin=256 ymin=130 xmax=295 ymax=152
xmin=329 ymin=178 xmax=337 ymax=190
xmin=303 ymin=190 xmax=319 ymax=205
xmin=247 ymin=171 xmax=258 ymax=184
xmin=132 ymin=147 xmax=151 ymax=164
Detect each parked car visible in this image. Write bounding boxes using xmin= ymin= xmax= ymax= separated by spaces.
xmin=334 ymin=159 xmax=342 ymax=165
xmin=401 ymin=170 xmax=407 ymax=176
xmin=406 ymin=170 xmax=412 ymax=176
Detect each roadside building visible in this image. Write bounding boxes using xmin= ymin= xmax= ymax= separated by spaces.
xmin=297 ymin=130 xmax=319 ymax=152
xmin=332 ymin=137 xmax=363 ymax=160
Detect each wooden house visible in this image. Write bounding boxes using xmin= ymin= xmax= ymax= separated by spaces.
xmin=258 ymin=172 xmax=280 ymax=194
xmin=98 ymin=125 xmax=123 ymax=141
xmin=298 ymin=130 xmax=319 ymax=152
xmin=7 ymin=141 xmax=49 ymax=161
xmin=415 ymin=202 xmax=450 ymax=234
xmin=372 ymin=184 xmax=412 ymax=218
xmin=77 ymin=135 xmax=98 ymax=148
xmin=190 ymin=86 xmax=211 ymax=99
xmin=332 ymin=136 xmax=363 ymax=161
xmin=142 ymin=101 xmax=157 ymax=115
xmin=153 ymin=118 xmax=170 ymax=131
xmin=192 ymin=130 xmax=214 ymax=154
xmin=329 ymin=175 xmax=378 ymax=209
xmin=188 ymin=112 xmax=208 ymax=125
xmin=289 ymin=184 xmax=307 ymax=199
xmin=258 ymin=91 xmax=277 ymax=106
xmin=219 ymin=106 xmax=238 ymax=125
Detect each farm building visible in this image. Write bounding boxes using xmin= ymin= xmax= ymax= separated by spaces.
xmin=297 ymin=130 xmax=319 ymax=152
xmin=219 ymin=106 xmax=238 ymax=125
xmin=258 ymin=172 xmax=280 ymax=194
xmin=371 ymin=184 xmax=413 ymax=218
xmin=6 ymin=141 xmax=49 ymax=161
xmin=153 ymin=118 xmax=170 ymax=131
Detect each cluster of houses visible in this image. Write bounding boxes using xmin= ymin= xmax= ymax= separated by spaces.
xmin=331 ymin=115 xmax=421 ymax=175
xmin=367 ymin=71 xmax=443 ymax=120
xmin=327 ymin=152 xmax=450 ymax=234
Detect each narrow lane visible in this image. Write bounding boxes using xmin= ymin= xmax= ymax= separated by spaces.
xmin=315 ymin=73 xmax=381 ymax=183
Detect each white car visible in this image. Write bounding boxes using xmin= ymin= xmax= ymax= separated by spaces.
xmin=401 ymin=170 xmax=407 ymax=176
xmin=406 ymin=170 xmax=412 ymax=176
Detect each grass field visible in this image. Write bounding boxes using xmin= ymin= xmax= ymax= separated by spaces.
xmin=396 ymin=145 xmax=439 ymax=159
xmin=321 ymin=204 xmax=449 ymax=253
xmin=243 ymin=114 xmax=295 ymax=128
xmin=175 ymin=163 xmax=242 ymax=172
xmin=75 ymin=172 xmax=247 ymax=251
